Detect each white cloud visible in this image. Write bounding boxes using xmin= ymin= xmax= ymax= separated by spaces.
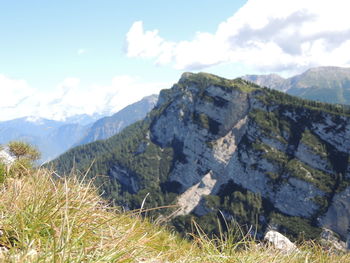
xmin=0 ymin=75 xmax=168 ymax=121
xmin=125 ymin=0 xmax=350 ymax=73
xmin=126 ymin=21 xmax=175 ymax=65
xmin=77 ymin=48 xmax=87 ymax=55
xmin=0 ymin=75 xmax=35 ymax=109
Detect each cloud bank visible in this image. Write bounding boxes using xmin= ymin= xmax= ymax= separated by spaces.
xmin=125 ymin=0 xmax=350 ymax=73
xmin=0 ymin=74 xmax=167 ymax=121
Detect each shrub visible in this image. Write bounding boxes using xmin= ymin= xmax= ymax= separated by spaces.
xmin=8 ymin=141 xmax=40 ymax=162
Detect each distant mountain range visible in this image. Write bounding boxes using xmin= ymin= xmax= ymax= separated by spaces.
xmin=77 ymin=95 xmax=158 ymax=145
xmin=0 ymin=117 xmax=88 ymax=162
xmin=0 ymin=95 xmax=158 ymax=162
xmin=243 ymin=66 xmax=350 ymax=104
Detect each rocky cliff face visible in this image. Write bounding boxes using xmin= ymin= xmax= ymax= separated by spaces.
xmin=52 ymin=72 xmax=350 ymax=242
xmin=151 ymin=73 xmax=350 ymax=239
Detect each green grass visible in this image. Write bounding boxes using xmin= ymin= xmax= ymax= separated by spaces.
xmin=180 ymin=72 xmax=259 ymax=93
xmin=269 ymin=212 xmax=322 ymax=241
xmin=300 ymin=129 xmax=328 ymax=159
xmin=249 ymin=109 xmax=289 ymax=143
xmin=285 ymin=159 xmax=335 ymax=193
xmin=0 ymin=169 xmax=349 ymax=262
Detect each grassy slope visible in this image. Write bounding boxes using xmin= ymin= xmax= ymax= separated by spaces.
xmin=0 ymin=169 xmax=348 ymax=262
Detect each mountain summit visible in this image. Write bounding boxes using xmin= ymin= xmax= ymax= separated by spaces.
xmin=52 ymin=72 xmax=350 ymax=243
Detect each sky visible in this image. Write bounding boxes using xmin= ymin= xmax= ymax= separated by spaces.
xmin=1 ymin=0 xmax=350 ymax=121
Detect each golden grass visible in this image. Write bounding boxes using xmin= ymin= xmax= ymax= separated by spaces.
xmin=0 ymin=169 xmax=348 ymax=262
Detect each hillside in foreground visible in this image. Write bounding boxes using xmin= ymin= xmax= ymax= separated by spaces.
xmin=0 ymin=169 xmax=349 ymax=262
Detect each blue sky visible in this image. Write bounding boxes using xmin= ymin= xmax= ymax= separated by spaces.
xmin=0 ymin=0 xmax=246 ymax=91
xmin=1 ymin=0 xmax=350 ymax=121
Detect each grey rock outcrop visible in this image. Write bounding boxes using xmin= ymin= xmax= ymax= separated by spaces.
xmin=150 ymin=73 xmax=350 ymax=239
xmin=264 ymin=230 xmax=298 ymax=252
xmin=320 ymin=228 xmax=348 ymax=251
xmin=320 ymin=187 xmax=350 ymax=241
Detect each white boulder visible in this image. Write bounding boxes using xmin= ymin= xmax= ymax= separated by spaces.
xmin=264 ymin=230 xmax=298 ymax=252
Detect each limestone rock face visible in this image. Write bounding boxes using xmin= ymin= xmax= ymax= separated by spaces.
xmin=175 ymin=171 xmax=216 ymax=216
xmin=320 ymin=187 xmax=350 ymax=240
xmin=144 ymin=73 xmax=350 ymax=240
xmin=320 ymin=228 xmax=348 ymax=251
xmin=152 ymin=79 xmax=249 ymax=192
xmin=149 ymin=73 xmax=350 ymax=240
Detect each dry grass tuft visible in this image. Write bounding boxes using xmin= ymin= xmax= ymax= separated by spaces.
xmin=0 ymin=168 xmax=348 ymax=262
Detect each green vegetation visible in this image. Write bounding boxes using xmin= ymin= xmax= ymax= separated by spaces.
xmin=0 ymin=141 xmax=40 ymax=178
xmin=7 ymin=141 xmax=40 ymax=162
xmin=245 ymin=67 xmax=350 ymax=105
xmin=269 ymin=212 xmax=322 ymax=241
xmin=220 ymin=190 xmax=262 ymax=228
xmin=0 ymin=168 xmax=193 ymax=262
xmin=50 ymin=120 xmax=178 ymax=215
xmin=285 ymin=159 xmax=335 ymax=193
xmin=173 ymin=181 xmax=264 ymax=238
xmin=180 ymin=72 xmax=260 ymax=93
xmin=0 ymin=162 xmax=6 ymax=184
xmin=249 ymin=109 xmax=289 ymax=143
xmin=192 ymin=112 xmax=221 ymax=134
xmin=251 ymin=140 xmax=336 ymax=193
xmin=300 ymin=129 xmax=328 ymax=159
xmin=252 ymin=142 xmax=289 ymax=167
xmin=286 ymin=68 xmax=350 ymax=105
xmin=260 ymin=87 xmax=350 ymax=117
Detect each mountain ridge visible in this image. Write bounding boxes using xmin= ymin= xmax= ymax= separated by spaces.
xmin=51 ymin=72 xmax=350 ymax=243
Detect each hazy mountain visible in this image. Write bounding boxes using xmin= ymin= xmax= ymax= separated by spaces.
xmin=77 ymin=95 xmax=158 ymax=145
xmin=242 ymin=73 xmax=286 ymax=91
xmin=0 ymin=96 xmax=158 ymax=162
xmin=0 ymin=117 xmax=64 ymax=141
xmin=243 ymin=66 xmax=350 ymax=104
xmin=51 ymin=72 xmax=350 ymax=242
xmin=63 ymin=113 xmax=107 ymax=126
xmin=0 ymin=117 xmax=89 ymax=162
